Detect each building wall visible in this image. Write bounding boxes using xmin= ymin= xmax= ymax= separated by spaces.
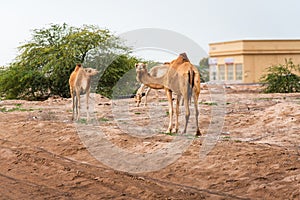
xmin=209 ymin=41 xmax=244 ymax=56
xmin=209 ymin=40 xmax=300 ymax=83
xmin=242 ymin=40 xmax=300 ymax=53
xmin=209 ymin=55 xmax=244 ymax=83
xmin=244 ymin=54 xmax=300 ymax=83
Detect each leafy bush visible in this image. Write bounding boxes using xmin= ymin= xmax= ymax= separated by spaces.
xmin=198 ymin=57 xmax=209 ymax=82
xmin=260 ymin=59 xmax=300 ymax=93
xmin=94 ymin=54 xmax=140 ymax=98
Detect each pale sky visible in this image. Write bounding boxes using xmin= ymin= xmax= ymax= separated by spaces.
xmin=1 ymin=0 xmax=300 ymax=66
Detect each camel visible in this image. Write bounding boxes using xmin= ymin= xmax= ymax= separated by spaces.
xmin=135 ymin=53 xmax=201 ymax=135
xmin=69 ymin=64 xmax=98 ymax=121
xmin=135 ymin=64 xmax=169 ymax=107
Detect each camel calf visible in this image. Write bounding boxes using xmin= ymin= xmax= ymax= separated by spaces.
xmin=135 ymin=64 xmax=169 ymax=107
xmin=69 ymin=64 xmax=98 ymax=121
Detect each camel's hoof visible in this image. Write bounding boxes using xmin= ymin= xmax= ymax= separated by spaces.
xmin=196 ymin=130 xmax=202 ymax=137
xmin=166 ymin=129 xmax=172 ymax=134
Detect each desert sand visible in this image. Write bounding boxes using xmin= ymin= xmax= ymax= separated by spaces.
xmin=0 ymin=85 xmax=299 ymax=199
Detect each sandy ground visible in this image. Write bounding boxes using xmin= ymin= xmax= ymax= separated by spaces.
xmin=0 ymin=85 xmax=299 ymax=199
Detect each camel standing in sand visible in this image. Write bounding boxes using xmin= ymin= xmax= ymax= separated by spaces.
xmin=135 ymin=64 xmax=169 ymax=107
xmin=69 ymin=64 xmax=98 ymax=121
xmin=135 ymin=53 xmax=201 ymax=135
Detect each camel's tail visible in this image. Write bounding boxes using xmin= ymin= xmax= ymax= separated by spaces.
xmin=188 ymin=68 xmax=195 ymax=89
xmin=188 ymin=68 xmax=194 ymax=101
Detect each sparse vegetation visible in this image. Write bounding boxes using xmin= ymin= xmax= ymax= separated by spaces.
xmin=159 ymin=99 xmax=168 ymax=102
xmin=234 ymin=140 xmax=242 ymax=143
xmin=200 ymin=101 xmax=218 ymax=106
xmin=99 ymin=117 xmax=109 ymax=122
xmin=222 ymin=136 xmax=231 ymax=141
xmin=78 ymin=118 xmax=87 ymax=124
xmin=260 ymin=59 xmax=300 ymax=93
xmin=160 ymin=131 xmax=177 ymax=136
xmin=0 ymin=104 xmax=34 ymax=112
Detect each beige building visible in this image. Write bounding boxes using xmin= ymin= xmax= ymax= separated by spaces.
xmin=208 ymin=40 xmax=300 ymax=83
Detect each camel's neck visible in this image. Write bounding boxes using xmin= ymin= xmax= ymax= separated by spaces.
xmin=77 ymin=70 xmax=93 ymax=90
xmin=137 ymin=71 xmax=165 ymax=89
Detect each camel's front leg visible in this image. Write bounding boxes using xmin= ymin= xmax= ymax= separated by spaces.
xmin=165 ymin=89 xmax=173 ymax=133
xmin=144 ymin=87 xmax=151 ymax=106
xmin=135 ymin=84 xmax=145 ymax=107
xmin=86 ymin=89 xmax=90 ymax=121
xmin=154 ymin=89 xmax=159 ymax=104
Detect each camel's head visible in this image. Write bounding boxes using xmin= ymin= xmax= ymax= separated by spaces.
xmin=135 ymin=63 xmax=147 ymax=72
xmin=84 ymin=68 xmax=99 ymax=76
xmin=135 ymin=63 xmax=148 ymax=82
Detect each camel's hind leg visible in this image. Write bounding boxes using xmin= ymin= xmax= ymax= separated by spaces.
xmin=193 ymin=74 xmax=201 ymax=136
xmin=193 ymin=92 xmax=201 ymax=136
xmin=165 ymin=89 xmax=173 ymax=133
xmin=71 ymin=91 xmax=76 ymax=120
xmin=175 ymin=95 xmax=181 ymax=133
xmin=75 ymin=89 xmax=81 ymax=121
xmin=86 ymin=88 xmax=90 ymax=121
xmin=182 ymin=93 xmax=190 ymax=134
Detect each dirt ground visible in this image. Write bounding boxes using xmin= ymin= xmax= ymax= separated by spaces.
xmin=0 ymin=85 xmax=299 ymax=199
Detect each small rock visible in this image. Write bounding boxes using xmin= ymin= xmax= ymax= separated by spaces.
xmin=57 ymin=183 xmax=64 ymax=187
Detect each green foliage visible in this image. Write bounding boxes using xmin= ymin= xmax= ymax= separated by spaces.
xmin=0 ymin=23 xmax=131 ymax=100
xmin=260 ymin=59 xmax=300 ymax=93
xmin=96 ymin=55 xmax=139 ymax=98
xmin=198 ymin=57 xmax=209 ymax=82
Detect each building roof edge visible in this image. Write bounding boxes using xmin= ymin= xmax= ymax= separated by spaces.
xmin=209 ymin=39 xmax=300 ymax=46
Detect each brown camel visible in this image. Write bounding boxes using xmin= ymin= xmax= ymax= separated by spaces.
xmin=69 ymin=64 xmax=98 ymax=121
xmin=135 ymin=53 xmax=201 ymax=135
xmin=135 ymin=64 xmax=169 ymax=107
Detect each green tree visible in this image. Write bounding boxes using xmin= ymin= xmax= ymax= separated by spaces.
xmin=0 ymin=23 xmax=129 ymax=100
xmin=260 ymin=58 xmax=300 ymax=93
xmin=198 ymin=57 xmax=209 ymax=82
xmin=95 ymin=54 xmax=140 ymax=98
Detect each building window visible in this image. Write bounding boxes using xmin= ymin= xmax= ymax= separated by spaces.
xmin=218 ymin=65 xmax=225 ymax=81
xmin=227 ymin=64 xmax=234 ymax=80
xmin=235 ymin=64 xmax=243 ymax=80
xmin=209 ymin=65 xmax=217 ymax=81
